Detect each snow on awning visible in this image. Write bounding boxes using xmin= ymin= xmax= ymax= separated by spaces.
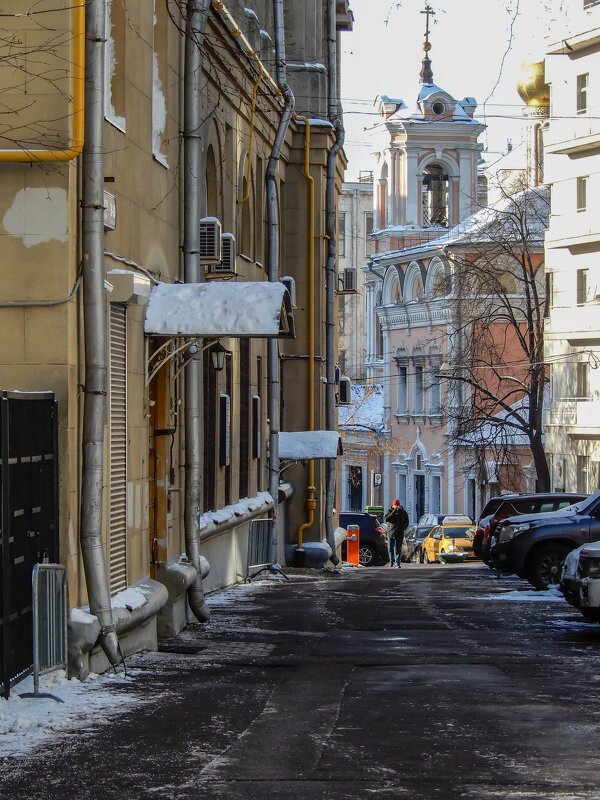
xmin=144 ymin=281 xmax=294 ymax=338
xmin=279 ymin=431 xmax=342 ymax=460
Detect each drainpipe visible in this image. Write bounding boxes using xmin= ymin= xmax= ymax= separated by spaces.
xmin=325 ymin=0 xmax=343 ymax=564
xmin=183 ymin=0 xmax=211 ymax=623
xmin=266 ymin=0 xmax=294 ymax=564
xmin=80 ymin=0 xmax=119 ymax=666
xmin=294 ymin=116 xmax=317 ymax=560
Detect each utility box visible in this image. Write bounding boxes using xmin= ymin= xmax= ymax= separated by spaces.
xmin=346 ymin=524 xmax=360 ymax=566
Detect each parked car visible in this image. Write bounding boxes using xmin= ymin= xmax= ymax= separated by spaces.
xmin=339 ymin=512 xmax=389 ymax=567
xmin=490 ymin=491 xmax=595 ymax=589
xmin=475 ymin=493 xmax=586 ymax=565
xmin=420 ymin=522 xmax=476 ymax=564
xmin=560 ymin=542 xmax=600 ymax=621
xmin=404 ymin=524 xmax=436 ymax=562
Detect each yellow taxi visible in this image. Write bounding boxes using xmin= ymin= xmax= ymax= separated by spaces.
xmin=420 ymin=515 xmax=477 ymax=564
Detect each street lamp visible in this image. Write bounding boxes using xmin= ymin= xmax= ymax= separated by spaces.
xmin=211 ymin=342 xmax=227 ymax=371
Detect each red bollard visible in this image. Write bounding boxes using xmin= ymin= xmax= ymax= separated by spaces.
xmin=346 ymin=524 xmax=360 ymax=566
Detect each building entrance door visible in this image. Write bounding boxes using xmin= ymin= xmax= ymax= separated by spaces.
xmin=1 ymin=392 xmax=58 ymax=697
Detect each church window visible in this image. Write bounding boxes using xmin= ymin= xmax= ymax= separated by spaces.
xmin=392 ymin=278 xmax=402 ymax=303
xmin=422 ymin=164 xmax=449 ymax=227
xmin=432 ymin=101 xmax=445 ymax=116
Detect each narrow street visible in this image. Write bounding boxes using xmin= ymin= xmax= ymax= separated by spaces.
xmin=2 ymin=564 xmax=600 ymax=800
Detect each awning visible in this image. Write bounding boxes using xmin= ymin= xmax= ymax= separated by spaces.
xmin=279 ymin=431 xmax=343 ymax=460
xmin=144 ymin=281 xmax=294 ymax=338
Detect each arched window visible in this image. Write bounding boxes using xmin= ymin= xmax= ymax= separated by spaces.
xmin=422 ymin=163 xmax=449 ymax=228
xmin=206 ymin=145 xmax=219 ymax=218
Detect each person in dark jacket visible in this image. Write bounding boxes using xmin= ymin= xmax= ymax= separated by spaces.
xmin=385 ymin=499 xmax=409 ymax=567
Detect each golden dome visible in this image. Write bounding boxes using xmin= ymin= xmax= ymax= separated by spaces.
xmin=516 ymin=60 xmax=549 ymax=108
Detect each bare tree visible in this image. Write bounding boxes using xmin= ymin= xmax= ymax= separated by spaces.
xmin=440 ymin=183 xmax=550 ymax=491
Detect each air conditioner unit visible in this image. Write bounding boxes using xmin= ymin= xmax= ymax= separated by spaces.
xmin=343 ymin=267 xmax=357 ymax=293
xmin=280 ymin=275 xmax=296 ymax=308
xmin=338 ymin=376 xmax=352 ymax=405
xmin=199 ymin=217 xmax=222 ymax=264
xmin=208 ymin=233 xmax=236 ymax=275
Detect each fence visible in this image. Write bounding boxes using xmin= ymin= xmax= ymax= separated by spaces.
xmin=246 ymin=519 xmax=273 ymax=581
xmin=30 ymin=563 xmax=68 ymax=696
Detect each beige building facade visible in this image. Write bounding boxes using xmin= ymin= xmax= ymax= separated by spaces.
xmin=0 ymin=0 xmax=353 ymax=691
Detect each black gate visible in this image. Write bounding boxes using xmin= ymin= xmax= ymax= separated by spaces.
xmin=0 ymin=391 xmax=58 ymax=697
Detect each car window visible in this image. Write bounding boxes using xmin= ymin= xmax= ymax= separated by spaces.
xmin=443 ymin=526 xmax=474 ymax=539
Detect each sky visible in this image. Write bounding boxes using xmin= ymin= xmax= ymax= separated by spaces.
xmin=341 ymin=0 xmax=550 ymax=180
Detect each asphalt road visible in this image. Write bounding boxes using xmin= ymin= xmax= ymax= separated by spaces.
xmin=3 ymin=562 xmax=600 ymax=800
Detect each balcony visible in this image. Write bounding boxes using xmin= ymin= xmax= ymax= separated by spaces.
xmin=545 ymin=213 xmax=600 ymax=250
xmin=545 ymin=398 xmax=600 ymax=438
xmin=547 ymin=304 xmax=600 ymax=346
xmin=544 ymin=116 xmax=600 ymax=156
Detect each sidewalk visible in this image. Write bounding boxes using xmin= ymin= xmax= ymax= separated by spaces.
xmin=3 ymin=563 xmax=600 ymax=800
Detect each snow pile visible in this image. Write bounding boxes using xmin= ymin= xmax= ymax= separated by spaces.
xmin=0 ymin=669 xmax=140 ymax=759
xmin=478 ymin=588 xmax=565 ymax=602
xmin=338 ymin=383 xmax=384 ymax=432
xmin=199 ymin=491 xmax=273 ymax=529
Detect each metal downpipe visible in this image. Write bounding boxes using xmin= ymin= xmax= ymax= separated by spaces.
xmin=183 ymin=0 xmax=211 ymax=623
xmin=266 ymin=0 xmax=294 ymax=564
xmin=325 ymin=0 xmax=344 ymax=564
xmin=294 ymin=116 xmax=316 ymax=557
xmin=80 ymin=0 xmax=119 ymax=665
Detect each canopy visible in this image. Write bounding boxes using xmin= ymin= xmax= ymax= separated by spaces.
xmin=279 ymin=431 xmax=342 ymax=460
xmin=144 ymin=281 xmax=294 ymax=338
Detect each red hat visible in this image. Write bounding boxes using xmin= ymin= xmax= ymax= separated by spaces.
xmin=392 ymin=499 xmax=400 ymax=506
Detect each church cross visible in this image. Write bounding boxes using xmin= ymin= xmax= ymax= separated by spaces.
xmin=421 ymin=3 xmax=435 ymax=51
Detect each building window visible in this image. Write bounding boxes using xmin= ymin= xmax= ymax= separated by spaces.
xmin=577 ymin=73 xmax=589 ymax=115
xmin=429 ymin=363 xmax=442 ymax=415
xmin=577 ymin=362 xmax=590 ymax=399
xmin=422 ymin=164 xmax=449 ymax=227
xmin=338 ymin=212 xmax=346 ymax=257
xmin=577 ymin=455 xmax=589 ymax=494
xmin=430 ymin=475 xmax=441 ymax=514
xmin=544 ymin=272 xmax=554 ymax=318
xmin=397 ymin=364 xmax=408 ymax=414
xmin=414 ymin=364 xmax=425 ymax=414
xmin=577 ymin=176 xmax=588 ymax=211
xmin=365 ymin=211 xmax=374 ymax=256
xmin=577 ymin=268 xmax=588 ymax=305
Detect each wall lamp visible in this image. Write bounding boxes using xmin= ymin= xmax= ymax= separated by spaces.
xmin=211 ymin=342 xmax=227 ymax=371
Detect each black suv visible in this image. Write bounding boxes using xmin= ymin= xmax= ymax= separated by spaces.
xmin=339 ymin=512 xmax=389 ymax=567
xmin=490 ymin=491 xmax=593 ymax=589
xmin=474 ymin=492 xmax=585 ymax=566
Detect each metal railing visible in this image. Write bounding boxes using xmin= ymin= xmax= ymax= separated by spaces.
xmin=30 ymin=563 xmax=67 ymax=697
xmin=246 ymin=519 xmax=273 ymax=581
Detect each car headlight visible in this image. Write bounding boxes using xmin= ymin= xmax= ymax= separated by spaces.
xmin=498 ymin=522 xmax=531 ymax=542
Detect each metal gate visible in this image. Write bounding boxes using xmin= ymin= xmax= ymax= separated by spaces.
xmin=246 ymin=519 xmax=273 ymax=581
xmin=0 ymin=391 xmax=59 ymax=698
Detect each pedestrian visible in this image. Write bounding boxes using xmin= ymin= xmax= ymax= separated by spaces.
xmin=385 ymin=499 xmax=409 ymax=567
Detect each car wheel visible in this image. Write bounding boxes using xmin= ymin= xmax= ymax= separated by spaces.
xmin=527 ymin=544 xmax=571 ymax=590
xmin=423 ymin=550 xmax=430 ymax=564
xmin=358 ymin=543 xmax=376 ymax=567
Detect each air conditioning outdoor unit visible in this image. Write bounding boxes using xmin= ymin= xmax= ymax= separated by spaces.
xmin=280 ymin=275 xmax=296 ymax=308
xmin=199 ymin=217 xmax=222 ymax=264
xmin=208 ymin=233 xmax=236 ymax=275
xmin=343 ymin=267 xmax=357 ymax=293
xmin=338 ymin=375 xmax=352 ymax=405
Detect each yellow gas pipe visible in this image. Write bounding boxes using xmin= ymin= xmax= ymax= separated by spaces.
xmin=295 ymin=115 xmax=316 ymax=551
xmin=0 ymin=3 xmax=84 ymax=162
